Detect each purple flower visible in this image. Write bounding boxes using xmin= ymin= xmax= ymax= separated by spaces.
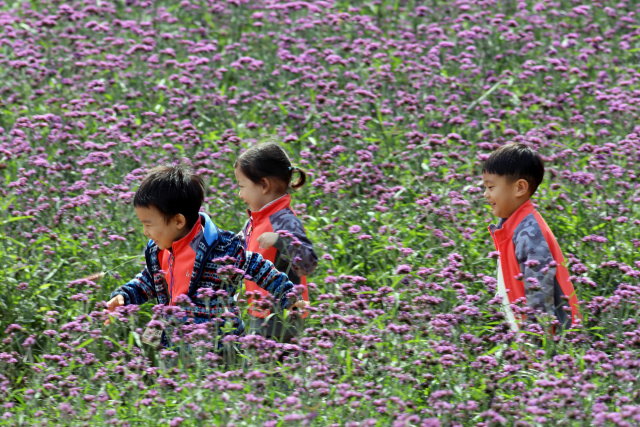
xmin=5 ymin=324 xmax=23 ymax=334
xmin=396 ymin=265 xmax=412 ymax=274
xmin=349 ymin=225 xmax=362 ymax=233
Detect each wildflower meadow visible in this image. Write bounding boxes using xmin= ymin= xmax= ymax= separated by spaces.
xmin=1 ymin=0 xmax=640 ymax=425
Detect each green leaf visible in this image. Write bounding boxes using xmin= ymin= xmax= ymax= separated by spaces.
xmin=299 ymin=128 xmax=316 ymax=141
xmin=0 ymin=236 xmax=26 ymax=247
xmin=76 ymin=339 xmax=94 ymax=349
xmin=277 ymin=103 xmax=288 ymax=116
xmin=1 ymin=215 xmax=34 ymax=225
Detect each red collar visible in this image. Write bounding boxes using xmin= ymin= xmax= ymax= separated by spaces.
xmin=247 ymin=194 xmax=291 ymax=224
xmin=170 ymin=219 xmax=202 ymax=254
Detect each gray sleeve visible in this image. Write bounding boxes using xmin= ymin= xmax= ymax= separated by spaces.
xmin=237 ymin=219 xmax=249 ymax=241
xmin=513 ymin=213 xmax=556 ymax=319
xmin=270 ymin=208 xmax=318 ymax=277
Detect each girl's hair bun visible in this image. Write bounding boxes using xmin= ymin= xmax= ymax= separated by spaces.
xmin=235 ymin=138 xmax=307 ymax=191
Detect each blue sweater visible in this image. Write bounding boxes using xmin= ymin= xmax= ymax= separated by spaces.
xmin=110 ymin=212 xmax=295 ymax=338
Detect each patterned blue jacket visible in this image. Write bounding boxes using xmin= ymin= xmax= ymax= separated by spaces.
xmin=110 ymin=212 xmax=295 ymax=337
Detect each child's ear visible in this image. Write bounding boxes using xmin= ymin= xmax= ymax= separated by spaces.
xmin=515 ymin=179 xmax=530 ymax=197
xmin=174 ymin=213 xmax=187 ymax=230
xmin=260 ymin=177 xmax=271 ymax=194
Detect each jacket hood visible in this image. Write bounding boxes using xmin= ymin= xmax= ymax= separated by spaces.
xmin=199 ymin=212 xmax=219 ymax=247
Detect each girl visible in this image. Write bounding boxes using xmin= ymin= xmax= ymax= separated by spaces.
xmin=234 ymin=140 xmax=317 ymax=344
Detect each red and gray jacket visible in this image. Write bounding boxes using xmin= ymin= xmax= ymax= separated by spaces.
xmin=239 ymin=194 xmax=317 ymax=318
xmin=488 ymin=199 xmax=581 ymax=330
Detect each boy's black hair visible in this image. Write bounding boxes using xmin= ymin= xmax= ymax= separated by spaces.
xmin=234 ymin=139 xmax=306 ymax=193
xmin=133 ymin=163 xmax=205 ymax=229
xmin=482 ymin=143 xmax=545 ymax=195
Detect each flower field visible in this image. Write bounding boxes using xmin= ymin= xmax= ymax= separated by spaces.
xmin=1 ymin=0 xmax=640 ymax=425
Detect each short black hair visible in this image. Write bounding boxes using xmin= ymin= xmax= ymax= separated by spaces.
xmin=234 ymin=139 xmax=306 ymax=193
xmin=482 ymin=143 xmax=545 ymax=195
xmin=133 ymin=163 xmax=205 ymax=229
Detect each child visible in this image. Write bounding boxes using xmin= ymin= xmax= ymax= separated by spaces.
xmin=105 ymin=163 xmax=304 ymax=353
xmin=234 ymin=141 xmax=318 ymax=344
xmin=483 ymin=143 xmax=580 ymax=332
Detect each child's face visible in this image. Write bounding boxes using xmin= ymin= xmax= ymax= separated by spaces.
xmin=482 ymin=173 xmax=530 ymax=219
xmin=135 ymin=206 xmax=188 ymax=251
xmin=234 ymin=167 xmax=270 ymax=212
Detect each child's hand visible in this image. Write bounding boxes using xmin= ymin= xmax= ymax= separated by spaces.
xmin=104 ymin=295 xmax=124 ymax=325
xmin=291 ymin=300 xmax=310 ymax=313
xmin=257 ymin=232 xmax=279 ymax=249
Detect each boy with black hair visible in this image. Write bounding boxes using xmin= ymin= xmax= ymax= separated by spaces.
xmin=105 ymin=163 xmax=304 ymax=350
xmin=483 ymin=143 xmax=580 ymax=332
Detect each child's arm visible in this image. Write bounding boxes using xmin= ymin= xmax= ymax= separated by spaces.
xmin=234 ymin=242 xmax=295 ymax=310
xmin=513 ymin=218 xmax=556 ymax=319
xmin=269 ymin=211 xmax=318 ymax=277
xmin=109 ymin=266 xmax=156 ymax=306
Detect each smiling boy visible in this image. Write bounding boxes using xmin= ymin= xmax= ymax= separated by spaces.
xmin=483 ymin=143 xmax=580 ymax=332
xmin=105 ymin=163 xmax=304 ymax=351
